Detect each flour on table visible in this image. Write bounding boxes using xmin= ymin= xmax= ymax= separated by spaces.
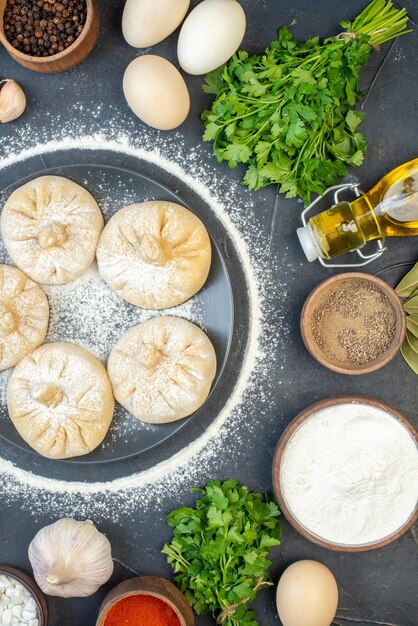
xmin=44 ymin=263 xmax=204 ymax=364
xmin=0 ymin=112 xmax=290 ymax=520
xmin=0 ymin=370 xmax=11 ymax=409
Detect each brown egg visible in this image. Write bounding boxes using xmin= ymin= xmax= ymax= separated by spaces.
xmin=123 ymin=55 xmax=190 ymax=130
xmin=276 ymin=560 xmax=338 ymax=626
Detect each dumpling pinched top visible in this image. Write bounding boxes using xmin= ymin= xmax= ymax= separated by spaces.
xmin=1 ymin=176 xmax=104 ymax=285
xmin=0 ymin=264 xmax=49 ymax=371
xmin=7 ymin=342 xmax=115 ymax=459
xmin=96 ymin=201 xmax=211 ymax=309
xmin=107 ymin=316 xmax=217 ymax=423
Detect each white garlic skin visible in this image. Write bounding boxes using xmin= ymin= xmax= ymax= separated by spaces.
xmin=0 ymin=80 xmax=26 ymax=123
xmin=28 ymin=518 xmax=114 ymax=598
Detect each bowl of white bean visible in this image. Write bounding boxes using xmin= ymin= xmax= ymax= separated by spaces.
xmin=0 ymin=565 xmax=47 ymax=626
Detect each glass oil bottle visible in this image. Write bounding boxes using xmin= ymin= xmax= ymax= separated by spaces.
xmin=297 ymin=158 xmax=418 ymax=262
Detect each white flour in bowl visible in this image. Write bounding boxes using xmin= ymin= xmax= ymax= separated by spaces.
xmin=280 ymin=402 xmax=418 ymax=545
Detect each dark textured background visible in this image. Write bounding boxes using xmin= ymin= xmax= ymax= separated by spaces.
xmin=1 ymin=1 xmax=418 ymax=625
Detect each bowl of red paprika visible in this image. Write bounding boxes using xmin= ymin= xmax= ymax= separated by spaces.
xmin=96 ymin=575 xmax=195 ymax=626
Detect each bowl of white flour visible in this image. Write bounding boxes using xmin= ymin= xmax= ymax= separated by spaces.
xmin=273 ymin=397 xmax=418 ymax=551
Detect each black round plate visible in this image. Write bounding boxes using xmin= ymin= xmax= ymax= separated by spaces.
xmin=0 ymin=158 xmax=234 ymax=464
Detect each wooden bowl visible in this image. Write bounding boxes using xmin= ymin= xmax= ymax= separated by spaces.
xmin=96 ymin=576 xmax=195 ymax=626
xmin=272 ymin=396 xmax=418 ymax=552
xmin=300 ymin=272 xmax=406 ymax=375
xmin=0 ymin=564 xmax=48 ymax=625
xmin=0 ymin=0 xmax=99 ymax=73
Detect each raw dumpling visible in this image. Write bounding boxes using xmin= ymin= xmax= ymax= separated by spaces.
xmin=1 ymin=176 xmax=104 ymax=285
xmin=107 ymin=316 xmax=217 ymax=423
xmin=7 ymin=342 xmax=115 ymax=459
xmin=96 ymin=201 xmax=211 ymax=309
xmin=0 ymin=264 xmax=49 ymax=371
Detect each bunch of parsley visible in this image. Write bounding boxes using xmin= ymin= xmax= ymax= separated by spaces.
xmin=162 ymin=479 xmax=281 ymax=626
xmin=202 ymin=0 xmax=411 ymax=204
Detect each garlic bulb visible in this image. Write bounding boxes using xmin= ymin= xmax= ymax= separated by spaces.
xmin=28 ymin=518 xmax=114 ymax=598
xmin=0 ymin=80 xmax=26 ymax=123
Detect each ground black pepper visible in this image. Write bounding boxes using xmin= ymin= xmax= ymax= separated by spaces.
xmin=310 ymin=280 xmax=397 ymax=366
xmin=3 ymin=0 xmax=87 ymax=57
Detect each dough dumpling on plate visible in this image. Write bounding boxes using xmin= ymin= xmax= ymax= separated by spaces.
xmin=0 ymin=264 xmax=49 ymax=371
xmin=7 ymin=342 xmax=115 ymax=459
xmin=96 ymin=201 xmax=211 ymax=309
xmin=107 ymin=316 xmax=217 ymax=423
xmin=1 ymin=176 xmax=104 ymax=285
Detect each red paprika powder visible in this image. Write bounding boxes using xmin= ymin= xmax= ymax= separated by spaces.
xmin=103 ymin=594 xmax=181 ymax=626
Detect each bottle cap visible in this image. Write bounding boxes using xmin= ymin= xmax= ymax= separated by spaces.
xmin=297 ymin=225 xmax=322 ymax=262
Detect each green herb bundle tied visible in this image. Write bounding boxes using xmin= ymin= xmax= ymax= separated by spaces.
xmin=162 ymin=479 xmax=281 ymax=626
xmin=202 ymin=0 xmax=412 ymax=204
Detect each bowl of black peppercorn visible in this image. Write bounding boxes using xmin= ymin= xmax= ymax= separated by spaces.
xmin=0 ymin=0 xmax=99 ymax=73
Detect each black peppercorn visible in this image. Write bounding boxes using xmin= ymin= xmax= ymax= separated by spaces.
xmin=3 ymin=0 xmax=87 ymax=56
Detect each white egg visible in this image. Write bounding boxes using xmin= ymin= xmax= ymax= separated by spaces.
xmin=276 ymin=561 xmax=339 ymax=626
xmin=177 ymin=0 xmax=246 ymax=75
xmin=123 ymin=55 xmax=190 ymax=130
xmin=122 ymin=0 xmax=190 ymax=48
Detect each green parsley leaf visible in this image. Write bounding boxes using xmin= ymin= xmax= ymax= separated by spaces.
xmin=348 ymin=150 xmax=365 ymax=166
xmin=203 ymin=67 xmax=225 ymax=94
xmin=202 ymin=122 xmax=221 ymax=142
xmin=346 ymin=109 xmax=364 ymax=132
xmin=163 ymin=479 xmax=281 ymax=626
xmin=201 ymin=1 xmax=412 ymax=204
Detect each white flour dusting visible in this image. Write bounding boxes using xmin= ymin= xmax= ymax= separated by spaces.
xmin=0 ymin=117 xmax=289 ymax=520
xmin=280 ymin=402 xmax=418 ymax=545
xmin=0 ymin=264 xmax=205 ymax=442
xmin=1 ymin=175 xmax=103 ymax=285
xmin=0 ymin=264 xmax=49 ymax=371
xmin=44 ymin=263 xmax=205 ymax=363
xmin=7 ymin=342 xmax=114 ymax=459
xmin=96 ymin=201 xmax=211 ymax=311
xmin=0 ymin=369 xmax=11 ymax=408
xmin=107 ymin=316 xmax=217 ymax=424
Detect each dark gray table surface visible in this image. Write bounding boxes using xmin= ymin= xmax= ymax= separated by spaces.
xmin=1 ymin=1 xmax=417 ymax=625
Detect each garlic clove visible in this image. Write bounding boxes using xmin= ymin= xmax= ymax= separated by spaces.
xmin=0 ymin=80 xmax=26 ymax=123
xmin=28 ymin=518 xmax=114 ymax=598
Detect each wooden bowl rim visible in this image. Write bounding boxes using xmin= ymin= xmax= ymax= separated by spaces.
xmin=0 ymin=564 xmax=48 ymax=625
xmin=0 ymin=0 xmax=95 ymax=65
xmin=272 ymin=396 xmax=418 ymax=552
xmin=300 ymin=272 xmax=406 ymax=375
xmin=96 ymin=575 xmax=193 ymax=626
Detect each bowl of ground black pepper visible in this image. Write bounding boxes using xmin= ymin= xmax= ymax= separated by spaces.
xmin=0 ymin=0 xmax=99 ymax=73
xmin=301 ymin=272 xmax=406 ymax=375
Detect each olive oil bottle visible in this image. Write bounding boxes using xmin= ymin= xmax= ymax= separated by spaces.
xmin=298 ymin=158 xmax=418 ymax=261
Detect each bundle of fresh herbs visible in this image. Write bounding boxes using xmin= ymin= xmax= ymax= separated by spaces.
xmin=396 ymin=263 xmax=418 ymax=373
xmin=202 ymin=0 xmax=412 ymax=204
xmin=162 ymin=479 xmax=281 ymax=625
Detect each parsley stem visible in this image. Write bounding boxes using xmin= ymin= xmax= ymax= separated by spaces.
xmin=349 ymin=0 xmax=412 ymax=46
xmin=161 ymin=544 xmax=190 ymax=570
xmin=202 ymin=0 xmax=412 ymax=201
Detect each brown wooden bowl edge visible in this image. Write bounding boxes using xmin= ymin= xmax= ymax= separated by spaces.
xmin=0 ymin=0 xmax=99 ymax=73
xmin=0 ymin=564 xmax=48 ymax=625
xmin=272 ymin=396 xmax=418 ymax=552
xmin=300 ymin=272 xmax=406 ymax=376
xmin=96 ymin=575 xmax=194 ymax=626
